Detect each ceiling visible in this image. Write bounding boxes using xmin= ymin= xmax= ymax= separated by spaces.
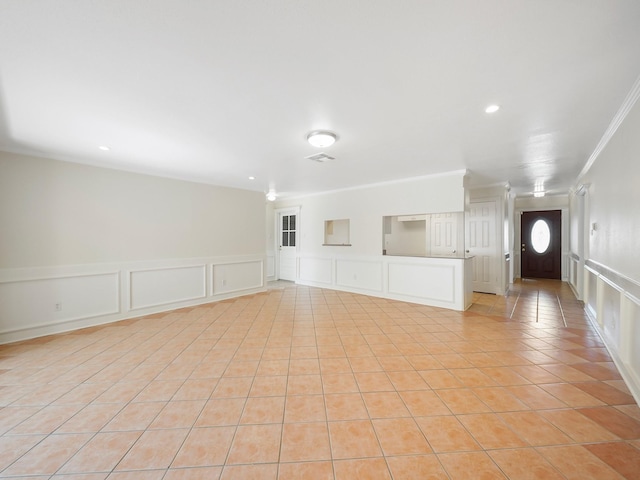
xmin=1 ymin=1 xmax=640 ymax=199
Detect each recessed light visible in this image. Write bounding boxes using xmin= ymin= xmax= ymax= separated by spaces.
xmin=98 ymin=145 xmax=110 ymax=151
xmin=307 ymin=131 xmax=337 ymax=148
xmin=248 ymin=176 xmax=256 ymax=180
xmin=485 ymin=105 xmax=500 ymax=114
xmin=266 ymin=191 xmax=277 ymax=202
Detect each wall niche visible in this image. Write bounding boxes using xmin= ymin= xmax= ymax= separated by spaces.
xmin=324 ymin=219 xmax=351 ymax=246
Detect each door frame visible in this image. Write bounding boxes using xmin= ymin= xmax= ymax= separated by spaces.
xmin=569 ymin=185 xmax=589 ymax=300
xmin=515 ymin=205 xmax=569 ymax=281
xmin=274 ymin=206 xmax=300 ymax=281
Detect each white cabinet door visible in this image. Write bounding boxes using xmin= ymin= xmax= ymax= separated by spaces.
xmin=430 ymin=213 xmax=458 ymax=256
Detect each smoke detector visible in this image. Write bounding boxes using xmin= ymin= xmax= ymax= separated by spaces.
xmin=306 ymin=152 xmax=335 ymax=163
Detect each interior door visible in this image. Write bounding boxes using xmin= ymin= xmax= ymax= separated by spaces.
xmin=466 ymin=201 xmax=498 ymax=293
xmin=521 ymin=210 xmax=561 ymax=279
xmin=278 ymin=211 xmax=297 ymax=281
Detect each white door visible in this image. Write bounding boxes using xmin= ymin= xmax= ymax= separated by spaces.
xmin=430 ymin=213 xmax=459 ymax=256
xmin=277 ymin=209 xmax=298 ymax=281
xmin=466 ymin=201 xmax=498 ymax=293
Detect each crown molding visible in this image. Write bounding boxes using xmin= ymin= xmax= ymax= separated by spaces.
xmin=577 ymin=73 xmax=640 ymax=181
xmin=281 ymin=169 xmax=468 ymax=201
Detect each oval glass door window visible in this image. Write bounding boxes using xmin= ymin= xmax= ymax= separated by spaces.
xmin=531 ymin=219 xmax=551 ymax=254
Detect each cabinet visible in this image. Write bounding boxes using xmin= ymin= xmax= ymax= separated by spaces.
xmin=383 ymin=212 xmax=464 ymax=257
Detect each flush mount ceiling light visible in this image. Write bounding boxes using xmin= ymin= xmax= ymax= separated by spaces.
xmin=98 ymin=145 xmax=110 ymax=151
xmin=484 ymin=105 xmax=500 ymax=114
xmin=307 ymin=130 xmax=337 ymax=148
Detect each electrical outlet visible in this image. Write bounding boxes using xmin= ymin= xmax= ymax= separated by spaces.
xmin=54 ymin=302 xmax=62 ymax=312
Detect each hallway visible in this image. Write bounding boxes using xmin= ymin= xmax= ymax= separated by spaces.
xmin=1 ymin=280 xmax=639 ymax=479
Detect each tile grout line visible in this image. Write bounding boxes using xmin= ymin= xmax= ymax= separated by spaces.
xmin=166 ymin=302 xmax=250 ymax=479
xmin=323 ymin=288 xmax=340 ymax=480
xmin=556 ymin=294 xmax=568 ymax=328
xmin=508 ymin=290 xmax=521 ymax=320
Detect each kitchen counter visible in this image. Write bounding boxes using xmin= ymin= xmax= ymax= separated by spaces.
xmin=296 ymin=253 xmax=474 ymax=311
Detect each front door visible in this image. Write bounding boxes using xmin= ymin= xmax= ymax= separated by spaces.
xmin=278 ymin=210 xmax=298 ymax=281
xmin=521 ymin=210 xmax=561 ymax=279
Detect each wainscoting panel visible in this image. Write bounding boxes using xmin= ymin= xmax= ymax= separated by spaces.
xmin=212 ymin=260 xmax=263 ymax=295
xmin=387 ymin=262 xmax=455 ymax=303
xmin=598 ymin=275 xmax=623 ymax=351
xmin=624 ymin=293 xmax=640 ymax=391
xmin=335 ymin=259 xmax=383 ymax=292
xmin=583 ymin=261 xmax=640 ymax=404
xmin=585 ymin=266 xmax=599 ymax=322
xmin=130 ymin=265 xmax=206 ymax=310
xmin=570 ymin=255 xmax=579 ymax=292
xmin=299 ymin=257 xmax=333 ymax=285
xmin=266 ymin=254 xmax=275 ymax=280
xmin=562 ymin=250 xmax=570 ymax=282
xmin=0 ymin=272 xmax=119 ymax=336
xmin=295 ymin=254 xmax=471 ymax=311
xmin=0 ymin=255 xmax=267 ymax=344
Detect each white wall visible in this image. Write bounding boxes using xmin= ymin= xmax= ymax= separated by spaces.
xmin=515 ymin=194 xmax=570 ymax=211
xmin=0 ymin=152 xmax=265 ymax=267
xmin=578 ymin=104 xmax=640 ymax=281
xmin=0 ymin=152 xmax=267 ymax=343
xmin=574 ymin=85 xmax=640 ymax=404
xmin=265 ymin=202 xmax=276 ymax=280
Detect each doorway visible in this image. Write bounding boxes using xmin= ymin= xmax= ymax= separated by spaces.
xmin=521 ymin=210 xmax=561 ymax=279
xmin=276 ymin=208 xmax=299 ymax=281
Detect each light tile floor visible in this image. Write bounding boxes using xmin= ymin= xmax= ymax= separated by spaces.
xmin=1 ymin=279 xmax=639 ymax=479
